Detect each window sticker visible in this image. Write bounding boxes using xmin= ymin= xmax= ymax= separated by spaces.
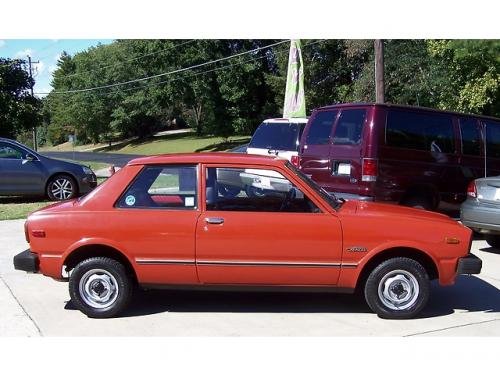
xmin=125 ymin=195 xmax=136 ymax=206
xmin=185 ymin=196 xmax=195 ymax=207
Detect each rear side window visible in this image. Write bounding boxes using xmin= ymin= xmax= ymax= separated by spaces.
xmin=386 ymin=110 xmax=455 ymax=153
xmin=485 ymin=121 xmax=500 ymax=158
xmin=0 ymin=142 xmax=23 ymax=159
xmin=332 ymin=109 xmax=366 ymax=145
xmin=459 ymin=118 xmax=481 ymax=156
xmin=117 ymin=165 xmax=197 ymax=209
xmin=305 ymin=110 xmax=338 ymax=145
xmin=249 ymin=122 xmax=302 ymax=151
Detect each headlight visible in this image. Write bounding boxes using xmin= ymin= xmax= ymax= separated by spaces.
xmin=82 ymin=166 xmax=93 ymax=175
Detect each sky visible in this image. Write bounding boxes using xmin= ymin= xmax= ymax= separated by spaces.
xmin=0 ymin=39 xmax=113 ymax=97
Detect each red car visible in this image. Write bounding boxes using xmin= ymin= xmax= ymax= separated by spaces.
xmin=14 ymin=153 xmax=481 ymax=319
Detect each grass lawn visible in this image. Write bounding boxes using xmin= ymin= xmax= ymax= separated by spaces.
xmin=98 ymin=133 xmax=250 ymax=155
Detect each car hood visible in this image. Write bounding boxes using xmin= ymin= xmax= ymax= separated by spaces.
xmin=353 ymin=200 xmax=455 ymax=224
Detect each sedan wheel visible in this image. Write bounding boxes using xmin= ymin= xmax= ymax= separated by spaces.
xmin=47 ymin=175 xmax=77 ymax=200
xmin=364 ymin=257 xmax=429 ymax=319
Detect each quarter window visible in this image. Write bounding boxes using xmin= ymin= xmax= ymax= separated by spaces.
xmin=117 ymin=165 xmax=197 ymax=209
xmin=459 ymin=118 xmax=481 ymax=156
xmin=386 ymin=110 xmax=455 ymax=153
xmin=485 ymin=121 xmax=500 ymax=158
xmin=305 ymin=110 xmax=338 ymax=145
xmin=206 ymin=167 xmax=320 ymax=213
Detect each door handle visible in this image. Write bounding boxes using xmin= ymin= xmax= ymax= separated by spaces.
xmin=205 ymin=217 xmax=224 ymax=224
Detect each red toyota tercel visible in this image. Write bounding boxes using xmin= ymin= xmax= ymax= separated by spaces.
xmin=14 ymin=153 xmax=481 ymax=319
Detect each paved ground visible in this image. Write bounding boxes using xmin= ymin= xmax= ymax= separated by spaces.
xmin=1 ymin=219 xmax=499 ymax=336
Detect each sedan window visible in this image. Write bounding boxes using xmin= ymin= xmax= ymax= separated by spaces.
xmin=206 ymin=167 xmax=320 ymax=213
xmin=117 ymin=165 xmax=197 ymax=209
xmin=0 ymin=143 xmax=23 ymax=159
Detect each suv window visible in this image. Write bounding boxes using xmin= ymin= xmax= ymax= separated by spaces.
xmin=0 ymin=142 xmax=23 ymax=159
xmin=332 ymin=109 xmax=366 ymax=145
xmin=305 ymin=110 xmax=338 ymax=145
xmin=248 ymin=122 xmax=303 ymax=151
xmin=386 ymin=110 xmax=455 ymax=153
xmin=459 ymin=118 xmax=481 ymax=156
xmin=206 ymin=167 xmax=320 ymax=213
xmin=117 ymin=165 xmax=197 ymax=209
xmin=485 ymin=121 xmax=500 ymax=158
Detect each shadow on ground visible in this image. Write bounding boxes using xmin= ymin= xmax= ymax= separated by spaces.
xmin=0 ymin=196 xmax=47 ymax=204
xmin=65 ymin=275 xmax=500 ymax=319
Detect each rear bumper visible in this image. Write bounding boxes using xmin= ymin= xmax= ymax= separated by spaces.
xmin=461 ymin=199 xmax=500 ymax=234
xmin=13 ymin=249 xmax=39 ymax=273
xmin=456 ymin=254 xmax=482 ymax=275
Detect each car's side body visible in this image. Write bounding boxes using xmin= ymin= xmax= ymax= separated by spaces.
xmin=15 ymin=153 xmax=480 ymax=318
xmin=0 ymin=137 xmax=97 ymax=199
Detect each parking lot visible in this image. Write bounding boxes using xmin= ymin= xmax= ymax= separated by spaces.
xmin=1 ymin=218 xmax=499 ymax=337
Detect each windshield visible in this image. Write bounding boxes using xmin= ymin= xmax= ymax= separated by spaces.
xmin=285 ymin=161 xmax=342 ymax=210
xmin=248 ymin=122 xmax=303 ymax=151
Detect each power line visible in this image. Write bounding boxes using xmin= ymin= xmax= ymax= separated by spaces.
xmin=37 ymin=40 xmax=289 ymax=95
xmin=57 ymin=39 xmax=196 ymax=80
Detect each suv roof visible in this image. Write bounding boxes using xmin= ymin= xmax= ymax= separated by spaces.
xmin=264 ymin=117 xmax=309 ymax=124
xmin=317 ymin=102 xmax=500 ymax=122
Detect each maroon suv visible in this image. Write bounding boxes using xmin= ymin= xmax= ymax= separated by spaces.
xmin=298 ymin=103 xmax=500 ymax=211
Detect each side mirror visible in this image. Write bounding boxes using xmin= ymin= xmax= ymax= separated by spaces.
xmin=25 ymin=154 xmax=35 ymax=161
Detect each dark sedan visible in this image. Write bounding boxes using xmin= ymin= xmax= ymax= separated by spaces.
xmin=0 ymin=137 xmax=97 ymax=200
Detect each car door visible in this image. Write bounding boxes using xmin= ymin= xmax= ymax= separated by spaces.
xmin=0 ymin=141 xmax=45 ymax=195
xmin=299 ymin=109 xmax=339 ymax=193
xmin=196 ymin=164 xmax=343 ymax=286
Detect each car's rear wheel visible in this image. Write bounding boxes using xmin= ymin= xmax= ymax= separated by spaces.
xmin=69 ymin=257 xmax=133 ymax=318
xmin=46 ymin=174 xmax=77 ymax=201
xmin=364 ymin=257 xmax=429 ymax=319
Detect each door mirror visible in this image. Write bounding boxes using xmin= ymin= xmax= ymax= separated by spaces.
xmin=25 ymin=154 xmax=35 ymax=161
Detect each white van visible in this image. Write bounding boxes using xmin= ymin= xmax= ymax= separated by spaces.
xmin=246 ymin=118 xmax=308 ymax=166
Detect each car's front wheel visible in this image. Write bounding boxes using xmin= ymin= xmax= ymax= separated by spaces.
xmin=69 ymin=257 xmax=133 ymax=318
xmin=485 ymin=234 xmax=500 ymax=249
xmin=364 ymin=257 xmax=429 ymax=319
xmin=46 ymin=174 xmax=77 ymax=201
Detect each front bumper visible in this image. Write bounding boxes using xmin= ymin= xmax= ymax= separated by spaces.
xmin=13 ymin=249 xmax=39 ymax=273
xmin=457 ymin=254 xmax=482 ymax=275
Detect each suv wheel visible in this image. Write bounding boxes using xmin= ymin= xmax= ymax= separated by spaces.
xmin=364 ymin=257 xmax=429 ymax=319
xmin=401 ymin=195 xmax=434 ymax=211
xmin=47 ymin=174 xmax=77 ymax=200
xmin=69 ymin=257 xmax=133 ymax=318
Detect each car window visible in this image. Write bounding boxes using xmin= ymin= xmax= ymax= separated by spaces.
xmin=248 ymin=122 xmax=303 ymax=151
xmin=305 ymin=110 xmax=338 ymax=145
xmin=459 ymin=118 xmax=481 ymax=156
xmin=386 ymin=110 xmax=455 ymax=153
xmin=332 ymin=109 xmax=366 ymax=145
xmin=206 ymin=167 xmax=320 ymax=213
xmin=117 ymin=165 xmax=197 ymax=209
xmin=0 ymin=142 xmax=23 ymax=159
xmin=485 ymin=121 xmax=500 ymax=158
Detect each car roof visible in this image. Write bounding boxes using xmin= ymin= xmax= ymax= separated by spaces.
xmin=263 ymin=117 xmax=309 ymax=124
xmin=127 ymin=152 xmax=288 ymax=166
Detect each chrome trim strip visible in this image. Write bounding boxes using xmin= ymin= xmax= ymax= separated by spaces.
xmin=341 ymin=263 xmax=358 ymax=269
xmin=135 ymin=258 xmax=194 ymax=265
xmin=197 ymin=260 xmax=343 ymax=268
xmin=40 ymin=254 xmax=62 ymax=258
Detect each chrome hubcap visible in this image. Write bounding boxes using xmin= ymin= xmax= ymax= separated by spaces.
xmin=79 ymin=269 xmax=118 ymax=309
xmin=378 ymin=270 xmax=419 ymax=310
xmin=50 ymin=178 xmax=74 ymax=200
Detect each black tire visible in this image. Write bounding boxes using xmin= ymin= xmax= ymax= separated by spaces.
xmin=69 ymin=257 xmax=133 ymax=318
xmin=486 ymin=234 xmax=500 ymax=249
xmin=364 ymin=257 xmax=429 ymax=319
xmin=401 ymin=196 xmax=434 ymax=211
xmin=46 ymin=174 xmax=78 ymax=201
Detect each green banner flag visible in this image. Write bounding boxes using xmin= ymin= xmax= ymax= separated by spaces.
xmin=283 ymin=39 xmax=306 ymax=118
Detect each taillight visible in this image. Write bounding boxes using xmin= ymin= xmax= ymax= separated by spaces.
xmin=467 ymin=181 xmax=477 ymax=198
xmin=362 ymin=158 xmax=378 ymax=182
xmin=291 ymin=155 xmax=300 ymax=168
xmin=24 ymin=221 xmax=30 ymax=243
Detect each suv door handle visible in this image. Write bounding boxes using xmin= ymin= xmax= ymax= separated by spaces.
xmin=205 ymin=217 xmax=224 ymax=224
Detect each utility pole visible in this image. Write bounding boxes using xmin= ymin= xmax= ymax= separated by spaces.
xmin=374 ymin=39 xmax=385 ymax=104
xmin=27 ymin=55 xmax=39 ymax=151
